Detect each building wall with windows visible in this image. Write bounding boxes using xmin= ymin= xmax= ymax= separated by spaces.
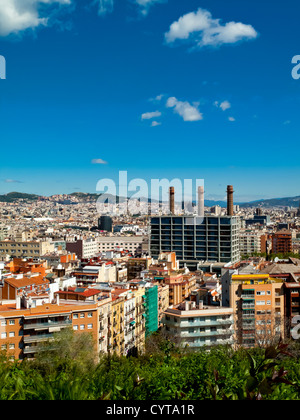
xmin=150 ymin=216 xmax=240 ymax=268
xmin=163 ymin=302 xmax=234 ymax=350
xmin=228 ymin=274 xmax=285 ymax=348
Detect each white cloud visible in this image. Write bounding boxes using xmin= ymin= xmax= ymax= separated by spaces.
xmin=214 ymin=100 xmax=231 ymax=111
xmin=4 ymin=179 xmax=23 ymax=183
xmin=0 ymin=0 xmax=72 ymax=36
xmin=94 ymin=0 xmax=114 ymax=16
xmin=134 ymin=0 xmax=165 ymax=16
xmin=151 ymin=120 xmax=161 ymax=126
xmin=220 ymin=101 xmax=231 ymax=111
xmin=166 ymin=96 xmax=203 ymax=122
xmin=165 ymin=8 xmax=258 ymax=48
xmin=141 ymin=110 xmax=162 ymax=120
xmin=91 ymin=158 xmax=108 ymax=164
xmin=228 ymin=116 xmax=235 ymax=122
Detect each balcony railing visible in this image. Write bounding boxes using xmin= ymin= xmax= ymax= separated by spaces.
xmin=23 ymin=319 xmax=72 ymax=330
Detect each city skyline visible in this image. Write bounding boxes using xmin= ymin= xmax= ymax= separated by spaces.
xmin=0 ymin=0 xmax=300 ymax=201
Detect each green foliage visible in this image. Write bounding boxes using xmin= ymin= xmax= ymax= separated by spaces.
xmin=0 ymin=332 xmax=300 ymax=400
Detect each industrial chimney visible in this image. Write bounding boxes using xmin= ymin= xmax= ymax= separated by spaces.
xmin=198 ymin=186 xmax=204 ymax=217
xmin=169 ymin=187 xmax=175 ymax=214
xmin=227 ymin=185 xmax=234 ymax=216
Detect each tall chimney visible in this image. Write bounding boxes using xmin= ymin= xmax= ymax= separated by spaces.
xmin=198 ymin=186 xmax=204 ymax=217
xmin=227 ymin=185 xmax=234 ymax=216
xmin=169 ymin=187 xmax=175 ymax=214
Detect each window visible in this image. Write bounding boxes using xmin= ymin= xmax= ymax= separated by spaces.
xmin=1 ymin=333 xmax=7 ymax=339
xmin=73 ymin=314 xmax=78 ymax=319
xmin=80 ymin=313 xmax=85 ymax=318
xmin=257 ymin=291 xmax=265 ymax=296
xmin=87 ymin=324 xmax=93 ymax=329
xmin=267 ymin=300 xmax=271 ymax=305
xmin=80 ymin=325 xmax=85 ymax=330
xmin=257 ymin=300 xmax=265 ymax=305
xmin=9 ymin=332 xmax=15 ymax=338
xmin=88 ymin=313 xmax=93 ymax=318
xmin=73 ymin=325 xmax=78 ymax=331
xmin=9 ymin=344 xmax=15 ymax=349
xmin=9 ymin=320 xmax=15 ymax=325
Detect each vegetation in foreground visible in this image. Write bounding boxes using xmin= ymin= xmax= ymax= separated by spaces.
xmin=1 ymin=329 xmax=300 ymax=400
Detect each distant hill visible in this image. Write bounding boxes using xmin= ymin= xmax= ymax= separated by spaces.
xmin=0 ymin=192 xmax=40 ymax=203
xmin=0 ymin=191 xmax=299 ymax=209
xmin=240 ymin=196 xmax=300 ymax=208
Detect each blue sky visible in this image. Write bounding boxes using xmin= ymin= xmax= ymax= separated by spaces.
xmin=0 ymin=0 xmax=300 ymax=202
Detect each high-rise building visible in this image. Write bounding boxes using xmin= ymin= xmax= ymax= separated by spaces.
xmin=150 ymin=215 xmax=240 ymax=269
xmin=222 ymin=274 xmax=285 ymax=348
xmin=98 ymin=216 xmax=113 ymax=232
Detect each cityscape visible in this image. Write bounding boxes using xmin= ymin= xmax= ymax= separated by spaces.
xmin=1 ymin=0 xmax=300 ymax=404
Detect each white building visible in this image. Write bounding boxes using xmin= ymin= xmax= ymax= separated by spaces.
xmin=239 ymin=231 xmax=262 ymax=256
xmin=97 ymin=236 xmax=146 ymax=255
xmin=163 ymin=301 xmax=234 ymax=350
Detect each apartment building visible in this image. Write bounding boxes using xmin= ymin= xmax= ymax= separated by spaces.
xmin=0 ymin=240 xmax=55 ymax=259
xmin=239 ymin=231 xmax=262 ymax=256
xmin=163 ymin=301 xmax=234 ymax=350
xmin=0 ymin=224 xmax=10 ymax=241
xmin=123 ymin=290 xmax=136 ymax=356
xmin=272 ymin=229 xmax=292 ymax=254
xmin=66 ymin=239 xmax=99 ymax=259
xmin=128 ymin=283 xmax=146 ymax=355
xmin=72 ymin=262 xmax=117 ymax=285
xmin=127 ymin=257 xmax=153 ymax=281
xmin=97 ymin=236 xmax=146 ymax=255
xmin=158 ymin=284 xmax=169 ymax=327
xmin=283 ymin=281 xmax=300 ymax=340
xmin=222 ymin=274 xmax=285 ymax=348
xmin=110 ymin=291 xmax=125 ymax=356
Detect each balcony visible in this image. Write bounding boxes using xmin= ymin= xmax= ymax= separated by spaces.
xmin=23 ymin=333 xmax=53 ymax=344
xmin=164 ymin=318 xmax=234 ymax=328
xmin=23 ymin=319 xmax=72 ymax=331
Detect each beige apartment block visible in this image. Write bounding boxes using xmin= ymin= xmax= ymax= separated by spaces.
xmin=229 ymin=274 xmax=285 ymax=348
xmin=0 ymin=240 xmax=55 ymax=259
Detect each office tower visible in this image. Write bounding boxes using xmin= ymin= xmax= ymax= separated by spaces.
xmin=150 ymin=215 xmax=240 ymax=269
xmin=98 ymin=216 xmax=113 ymax=232
xmin=150 ymin=185 xmax=240 ymax=269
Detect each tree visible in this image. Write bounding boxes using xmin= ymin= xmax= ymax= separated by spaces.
xmin=33 ymin=327 xmax=98 ymax=376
